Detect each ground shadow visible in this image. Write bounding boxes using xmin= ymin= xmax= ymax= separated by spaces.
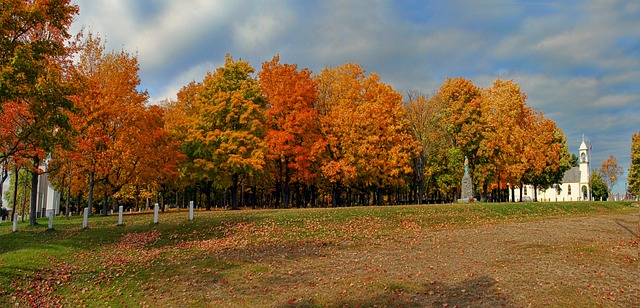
xmin=282 ymin=275 xmax=514 ymax=307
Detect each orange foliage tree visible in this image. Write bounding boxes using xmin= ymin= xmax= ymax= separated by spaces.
xmin=599 ymin=155 xmax=624 ymax=199
xmin=315 ymin=63 xmax=416 ymax=206
xmin=476 ymin=79 xmax=528 ymax=200
xmin=258 ymin=56 xmax=325 ymax=208
xmin=49 ymin=33 xmax=181 ymax=214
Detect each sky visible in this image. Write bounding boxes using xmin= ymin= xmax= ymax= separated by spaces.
xmin=3 ymin=0 xmax=638 ymax=203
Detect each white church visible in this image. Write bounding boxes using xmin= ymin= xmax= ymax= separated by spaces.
xmin=510 ymin=137 xmax=591 ymax=202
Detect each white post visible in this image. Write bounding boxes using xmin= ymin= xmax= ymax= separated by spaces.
xmin=47 ymin=209 xmax=54 ymax=230
xmin=189 ymin=201 xmax=194 ymax=221
xmin=154 ymin=203 xmax=159 ymax=224
xmin=118 ymin=205 xmax=124 ymax=226
xmin=13 ymin=214 xmax=18 ymax=232
xmin=83 ymin=207 xmax=89 ymax=229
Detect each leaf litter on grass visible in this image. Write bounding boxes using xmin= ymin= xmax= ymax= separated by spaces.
xmin=5 ymin=203 xmax=639 ymax=307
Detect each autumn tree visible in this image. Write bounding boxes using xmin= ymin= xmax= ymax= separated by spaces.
xmin=424 ymin=77 xmax=569 ymax=202
xmin=520 ymin=112 xmax=571 ymax=202
xmin=185 ymin=55 xmax=266 ymax=210
xmin=629 ymin=131 xmax=640 ymax=196
xmin=258 ymin=56 xmax=324 ymax=208
xmin=165 ymin=81 xmax=209 ymax=207
xmin=404 ymin=92 xmax=429 ymax=204
xmin=475 ymin=79 xmax=530 ymax=200
xmin=405 ymin=91 xmax=460 ymax=203
xmin=117 ymin=105 xmax=184 ymax=211
xmin=426 ymin=78 xmax=483 ymax=200
xmin=48 ymin=33 xmax=178 ymax=215
xmin=0 ymin=0 xmax=78 ymax=225
xmin=316 ymin=63 xmax=416 ymax=206
xmin=599 ymin=155 xmax=623 ymax=200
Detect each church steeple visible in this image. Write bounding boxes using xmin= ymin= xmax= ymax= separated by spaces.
xmin=579 ymin=135 xmax=588 ymax=163
xmin=579 ymin=135 xmax=590 ymax=200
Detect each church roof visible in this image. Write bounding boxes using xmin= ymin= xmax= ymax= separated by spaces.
xmin=579 ymin=135 xmax=588 ymax=151
xmin=562 ymin=166 xmax=581 ymax=183
xmin=579 ymin=141 xmax=588 ymax=151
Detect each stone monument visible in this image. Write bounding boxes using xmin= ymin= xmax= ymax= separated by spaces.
xmin=458 ymin=156 xmax=474 ymax=203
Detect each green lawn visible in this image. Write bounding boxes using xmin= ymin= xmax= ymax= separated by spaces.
xmin=1 ymin=201 xmax=637 ymax=307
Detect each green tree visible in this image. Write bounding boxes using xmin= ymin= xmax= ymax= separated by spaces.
xmin=590 ymin=170 xmax=608 ymax=201
xmin=628 ymin=131 xmax=640 ymax=196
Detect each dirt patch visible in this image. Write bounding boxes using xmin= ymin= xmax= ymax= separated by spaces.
xmin=211 ymin=211 xmax=640 ymax=307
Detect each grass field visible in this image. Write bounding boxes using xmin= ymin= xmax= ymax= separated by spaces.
xmin=1 ymin=201 xmax=638 ymax=307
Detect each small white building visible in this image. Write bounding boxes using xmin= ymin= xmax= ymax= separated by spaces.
xmin=510 ymin=137 xmax=590 ymax=202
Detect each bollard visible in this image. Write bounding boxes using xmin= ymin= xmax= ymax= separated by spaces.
xmin=118 ymin=205 xmax=124 ymax=226
xmin=189 ymin=201 xmax=194 ymax=221
xmin=153 ymin=203 xmax=159 ymax=224
xmin=47 ymin=209 xmax=54 ymax=230
xmin=83 ymin=207 xmax=89 ymax=229
xmin=13 ymin=214 xmax=18 ymax=232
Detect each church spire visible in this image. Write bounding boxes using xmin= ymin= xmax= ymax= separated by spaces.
xmin=579 ymin=135 xmax=590 ymax=200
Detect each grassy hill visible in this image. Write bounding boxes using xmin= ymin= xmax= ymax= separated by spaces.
xmin=1 ymin=201 xmax=638 ymax=307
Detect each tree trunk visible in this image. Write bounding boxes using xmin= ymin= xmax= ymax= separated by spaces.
xmin=0 ymin=165 xmax=6 ymax=211
xmin=519 ymin=185 xmax=523 ymax=202
xmin=29 ymin=157 xmax=40 ymax=226
xmin=101 ymin=194 xmax=108 ymax=215
xmin=88 ymin=171 xmax=95 ymax=213
xmin=231 ymin=173 xmax=239 ymax=210
xmin=161 ymin=189 xmax=166 ymax=212
xmin=11 ymin=167 xmax=19 ymax=221
xmin=332 ymin=182 xmax=341 ymax=207
xmin=65 ymin=178 xmax=71 ymax=219
xmin=203 ymin=182 xmax=212 ymax=211
xmin=376 ymin=186 xmax=383 ymax=206
xmin=511 ymin=187 xmax=515 ymax=203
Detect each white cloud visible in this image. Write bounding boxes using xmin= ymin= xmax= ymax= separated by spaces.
xmin=232 ymin=3 xmax=294 ymax=53
xmin=68 ymin=0 xmax=639 ymax=194
xmin=592 ymin=94 xmax=636 ymax=108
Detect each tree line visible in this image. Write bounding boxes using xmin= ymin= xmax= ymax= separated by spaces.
xmin=6 ymin=1 xmax=620 ymax=226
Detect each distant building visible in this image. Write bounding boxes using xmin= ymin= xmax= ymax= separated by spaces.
xmin=38 ymin=162 xmax=61 ymax=217
xmin=510 ymin=137 xmax=590 ymax=202
xmin=4 ymin=157 xmax=60 ymax=218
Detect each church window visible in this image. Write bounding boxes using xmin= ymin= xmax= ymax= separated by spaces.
xmin=523 ymin=188 xmax=527 ymax=196
xmin=581 ymin=153 xmax=586 ymax=162
xmin=568 ymin=185 xmax=572 ymax=195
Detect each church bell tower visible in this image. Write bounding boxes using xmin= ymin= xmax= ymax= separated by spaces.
xmin=579 ymin=135 xmax=590 ymax=200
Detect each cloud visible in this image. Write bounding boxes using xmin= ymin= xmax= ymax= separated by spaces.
xmin=68 ymin=0 xmax=639 ymax=194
